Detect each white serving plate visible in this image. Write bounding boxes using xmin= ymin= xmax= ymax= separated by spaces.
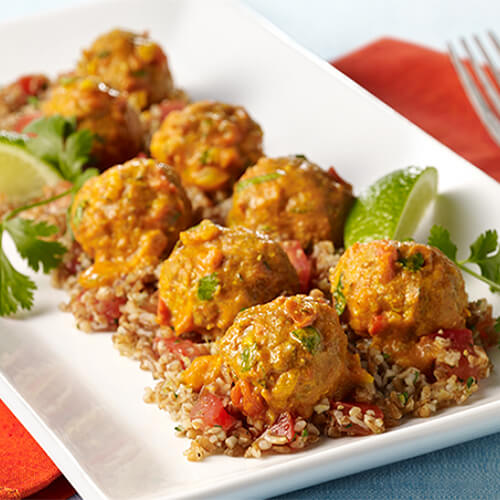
xmin=1 ymin=1 xmax=499 ymax=498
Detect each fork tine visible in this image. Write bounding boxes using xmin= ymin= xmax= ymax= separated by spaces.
xmin=488 ymin=31 xmax=500 ymax=54
xmin=473 ymin=34 xmax=500 ymax=90
xmin=448 ymin=42 xmax=500 ymax=147
xmin=461 ymin=37 xmax=500 ymax=115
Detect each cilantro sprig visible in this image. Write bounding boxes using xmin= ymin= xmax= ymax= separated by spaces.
xmin=428 ymin=225 xmax=500 ymax=293
xmin=0 ymin=115 xmax=97 ymax=316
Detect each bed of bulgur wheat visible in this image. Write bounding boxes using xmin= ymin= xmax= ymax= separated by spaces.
xmin=5 ymin=165 xmax=495 ymax=462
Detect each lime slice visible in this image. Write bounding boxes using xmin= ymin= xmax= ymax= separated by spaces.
xmin=344 ymin=166 xmax=438 ymax=248
xmin=0 ymin=134 xmax=62 ymax=204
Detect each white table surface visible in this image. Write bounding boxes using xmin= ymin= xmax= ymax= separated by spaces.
xmin=1 ymin=2 xmax=499 ymax=500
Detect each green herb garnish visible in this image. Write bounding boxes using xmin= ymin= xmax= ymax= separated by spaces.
xmin=301 ymin=428 xmax=309 ymax=437
xmin=27 ymin=96 xmax=39 ymax=108
xmin=132 ymin=69 xmax=146 ymax=77
xmin=235 ymin=171 xmax=284 ymax=192
xmin=466 ymin=376 xmax=475 ymax=389
xmin=397 ymin=252 xmax=425 ymax=271
xmin=414 ymin=371 xmax=420 ymax=384
xmin=332 ymin=274 xmax=346 ymax=316
xmin=199 ymin=149 xmax=211 ymax=165
xmin=97 ymin=50 xmax=111 ymax=58
xmin=197 ymin=272 xmax=219 ymax=301
xmin=295 ymin=154 xmax=307 ymax=160
xmin=174 ymin=425 xmax=183 ymax=432
xmin=399 ymin=392 xmax=409 ymax=405
xmin=240 ymin=342 xmax=257 ymax=372
xmin=0 ymin=116 xmax=96 ymax=316
xmin=291 ymin=326 xmax=322 ymax=354
xmin=428 ymin=225 xmax=500 ymax=293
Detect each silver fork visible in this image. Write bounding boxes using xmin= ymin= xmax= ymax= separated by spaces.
xmin=448 ymin=32 xmax=500 ymax=147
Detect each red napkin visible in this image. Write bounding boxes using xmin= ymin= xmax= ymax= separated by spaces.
xmin=1 ymin=36 xmax=499 ymax=500
xmin=332 ymin=37 xmax=500 ymax=181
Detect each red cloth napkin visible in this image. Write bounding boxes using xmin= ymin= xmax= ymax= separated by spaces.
xmin=332 ymin=37 xmax=500 ymax=181
xmin=1 ymin=36 xmax=499 ymax=500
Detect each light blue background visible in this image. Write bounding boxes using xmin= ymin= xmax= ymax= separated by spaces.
xmin=2 ymin=2 xmax=499 ymax=499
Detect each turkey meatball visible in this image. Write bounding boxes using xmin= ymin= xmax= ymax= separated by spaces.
xmin=228 ymin=156 xmax=354 ymax=249
xmin=71 ymin=157 xmax=192 ymax=287
xmin=157 ymin=220 xmax=299 ymax=338
xmin=150 ymin=101 xmax=263 ymax=196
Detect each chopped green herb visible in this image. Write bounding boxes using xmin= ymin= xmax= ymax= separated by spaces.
xmin=382 ymin=352 xmax=391 ymax=361
xmin=494 ymin=317 xmax=500 ymax=333
xmin=197 ymin=272 xmax=219 ymax=301
xmin=174 ymin=425 xmax=183 ymax=432
xmin=59 ymin=76 xmax=77 ymax=86
xmin=398 ymin=252 xmax=425 ymax=271
xmin=398 ymin=392 xmax=409 ymax=405
xmin=213 ymin=424 xmax=222 ymax=428
xmin=132 ymin=69 xmax=146 ymax=77
xmin=301 ymin=428 xmax=309 ymax=437
xmin=262 ymin=259 xmax=271 ymax=271
xmin=295 ymin=154 xmax=307 ymax=160
xmin=466 ymin=376 xmax=475 ymax=389
xmin=414 ymin=371 xmax=420 ymax=384
xmin=237 ymin=272 xmax=244 ymax=282
xmin=235 ymin=171 xmax=284 ymax=192
xmin=428 ymin=225 xmax=500 ymax=293
xmin=27 ymin=95 xmax=39 ymax=108
xmin=97 ymin=49 xmax=111 ymax=58
xmin=240 ymin=342 xmax=257 ymax=372
xmin=291 ymin=326 xmax=322 ymax=354
xmin=199 ymin=149 xmax=211 ymax=165
xmin=72 ymin=200 xmax=88 ymax=228
xmin=344 ymin=423 xmax=353 ymax=428
xmin=332 ymin=274 xmax=346 ymax=316
xmin=174 ymin=393 xmax=178 ymax=399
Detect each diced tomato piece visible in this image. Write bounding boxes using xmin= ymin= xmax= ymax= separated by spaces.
xmin=327 ymin=166 xmax=352 ymax=190
xmin=13 ymin=112 xmax=42 ymax=133
xmin=281 ymin=240 xmax=311 ymax=292
xmin=158 ymin=100 xmax=186 ymax=121
xmin=268 ymin=412 xmax=295 ymax=443
xmin=368 ymin=314 xmax=388 ymax=336
xmin=16 ymin=74 xmax=48 ymax=95
xmin=157 ymin=298 xmax=171 ymax=325
xmin=230 ymin=380 xmax=266 ymax=418
xmin=331 ymin=401 xmax=384 ymax=436
xmin=429 ymin=329 xmax=482 ymax=382
xmin=190 ymin=390 xmax=236 ymax=431
xmin=154 ymin=337 xmax=209 ymax=368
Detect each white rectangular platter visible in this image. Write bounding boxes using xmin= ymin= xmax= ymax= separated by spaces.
xmin=0 ymin=1 xmax=499 ymax=499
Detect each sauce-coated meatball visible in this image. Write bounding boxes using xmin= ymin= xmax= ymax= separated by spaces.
xmin=71 ymin=158 xmax=192 ymax=287
xmin=42 ymin=77 xmax=143 ymax=169
xmin=158 ymin=220 xmax=299 ymax=338
xmin=228 ymin=156 xmax=354 ymax=249
xmin=150 ymin=101 xmax=263 ymax=195
xmin=330 ymin=240 xmax=468 ymax=365
xmin=218 ymin=295 xmax=370 ymax=420
xmin=76 ymin=28 xmax=173 ymax=110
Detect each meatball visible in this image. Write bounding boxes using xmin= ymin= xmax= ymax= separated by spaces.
xmin=227 ymin=156 xmax=354 ymax=249
xmin=76 ymin=28 xmax=173 ymax=110
xmin=158 ymin=220 xmax=299 ymax=338
xmin=71 ymin=157 xmax=192 ymax=287
xmin=150 ymin=101 xmax=263 ymax=195
xmin=218 ymin=295 xmax=371 ymax=420
xmin=42 ymin=77 xmax=143 ymax=169
xmin=330 ymin=240 xmax=468 ymax=349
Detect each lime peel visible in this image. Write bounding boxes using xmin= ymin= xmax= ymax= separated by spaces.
xmin=344 ymin=166 xmax=438 ymax=248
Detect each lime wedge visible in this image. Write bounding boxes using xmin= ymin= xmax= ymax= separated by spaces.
xmin=344 ymin=166 xmax=438 ymax=248
xmin=0 ymin=134 xmax=62 ymax=204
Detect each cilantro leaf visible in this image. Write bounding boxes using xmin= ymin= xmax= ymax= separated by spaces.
xmin=291 ymin=326 xmax=322 ymax=354
xmin=197 ymin=272 xmax=220 ymax=300
xmin=23 ymin=115 xmax=93 ymax=182
xmin=4 ymin=218 xmax=66 ymax=273
xmin=332 ymin=273 xmax=346 ymax=316
xmin=61 ymin=129 xmax=94 ymax=179
xmin=428 ymin=225 xmax=457 ymax=261
xmin=428 ymin=225 xmax=500 ymax=293
xmin=466 ymin=230 xmax=500 ymax=289
xmin=0 ymin=229 xmax=35 ymax=316
xmin=398 ymin=252 xmax=425 ymax=271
